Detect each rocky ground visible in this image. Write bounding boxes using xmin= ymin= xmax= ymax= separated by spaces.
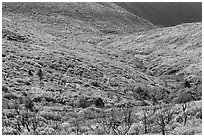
xmin=2 ymin=2 xmax=202 ymax=135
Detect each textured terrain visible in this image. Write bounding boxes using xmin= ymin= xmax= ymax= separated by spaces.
xmin=2 ymin=2 xmax=202 ymax=135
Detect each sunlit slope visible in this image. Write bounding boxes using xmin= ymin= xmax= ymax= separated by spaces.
xmin=3 ymin=2 xmax=155 ymax=34
xmin=103 ymin=22 xmax=201 ymax=89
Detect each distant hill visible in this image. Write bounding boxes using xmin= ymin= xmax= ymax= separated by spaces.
xmin=114 ymin=2 xmax=202 ymax=27
xmin=2 ymin=2 xmax=155 ymax=34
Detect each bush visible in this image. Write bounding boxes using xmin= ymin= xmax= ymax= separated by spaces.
xmin=90 ymin=81 xmax=100 ymax=87
xmin=3 ymin=109 xmax=16 ymax=119
xmin=195 ymin=111 xmax=202 ymax=119
xmin=12 ymin=103 xmax=46 ymax=134
xmin=40 ymin=112 xmax=61 ymax=121
xmin=182 ymin=129 xmax=195 ymax=135
xmin=2 ymin=85 xmax=9 ymax=93
xmin=3 ymin=93 xmax=19 ymax=100
xmin=132 ymin=86 xmax=151 ymax=101
xmin=24 ymin=97 xmax=34 ymax=111
xmin=148 ymin=87 xmax=166 ymax=104
xmin=173 ymin=91 xmax=193 ymax=104
xmin=175 ymin=115 xmax=183 ymax=123
xmin=76 ymin=96 xmax=91 ymax=108
xmin=2 ymin=127 xmax=18 ymax=135
xmin=183 ymin=80 xmax=191 ymax=88
xmin=101 ymin=29 xmax=119 ymax=34
xmin=93 ymin=97 xmax=105 ymax=108
xmin=127 ymin=123 xmax=140 ymax=135
xmin=40 ymin=127 xmax=55 ymax=135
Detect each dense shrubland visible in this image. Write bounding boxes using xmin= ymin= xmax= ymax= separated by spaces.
xmin=2 ymin=2 xmax=201 ymax=135
xmin=2 ymin=76 xmax=202 ymax=135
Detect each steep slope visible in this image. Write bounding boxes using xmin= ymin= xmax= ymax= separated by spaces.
xmin=114 ymin=2 xmax=202 ymax=27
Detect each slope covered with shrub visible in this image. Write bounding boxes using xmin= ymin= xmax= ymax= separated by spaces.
xmin=2 ymin=2 xmax=202 ymax=135
xmin=105 ymin=23 xmax=201 ymax=94
xmin=3 ymin=2 xmax=155 ymax=35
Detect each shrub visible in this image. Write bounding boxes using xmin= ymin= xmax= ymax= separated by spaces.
xmin=3 ymin=92 xmax=19 ymax=100
xmin=40 ymin=112 xmax=61 ymax=121
xmin=183 ymin=80 xmax=191 ymax=88
xmin=2 ymin=127 xmax=18 ymax=135
xmin=7 ymin=96 xmax=47 ymax=134
xmin=36 ymin=69 xmax=43 ymax=81
xmin=24 ymin=97 xmax=34 ymax=111
xmin=195 ymin=111 xmax=202 ymax=119
xmin=76 ymin=96 xmax=91 ymax=108
xmin=3 ymin=109 xmax=16 ymax=119
xmin=2 ymin=29 xmax=29 ymax=43
xmin=40 ymin=127 xmax=55 ymax=135
xmin=13 ymin=78 xmax=30 ymax=84
xmin=2 ymin=85 xmax=9 ymax=93
xmin=127 ymin=123 xmax=140 ymax=135
xmin=90 ymin=80 xmax=100 ymax=87
xmin=174 ymin=92 xmax=193 ymax=104
xmin=148 ymin=87 xmax=167 ymax=104
xmin=93 ymin=97 xmax=105 ymax=108
xmin=101 ymin=29 xmax=119 ymax=34
xmin=182 ymin=129 xmax=195 ymax=135
xmin=175 ymin=115 xmax=183 ymax=123
xmin=132 ymin=86 xmax=148 ymax=100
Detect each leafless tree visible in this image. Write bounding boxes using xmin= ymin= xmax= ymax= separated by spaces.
xmin=156 ymin=107 xmax=174 ymax=135
xmin=174 ymin=91 xmax=194 ymax=126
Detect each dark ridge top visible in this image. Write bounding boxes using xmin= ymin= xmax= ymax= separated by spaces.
xmin=114 ymin=2 xmax=202 ymax=27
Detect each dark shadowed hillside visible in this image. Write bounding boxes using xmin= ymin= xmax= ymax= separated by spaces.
xmin=113 ymin=2 xmax=202 ymax=27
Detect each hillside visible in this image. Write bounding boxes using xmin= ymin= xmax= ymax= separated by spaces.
xmin=104 ymin=22 xmax=202 ymax=98
xmin=2 ymin=2 xmax=202 ymax=135
xmin=2 ymin=2 xmax=155 ymax=35
xmin=113 ymin=2 xmax=202 ymax=27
